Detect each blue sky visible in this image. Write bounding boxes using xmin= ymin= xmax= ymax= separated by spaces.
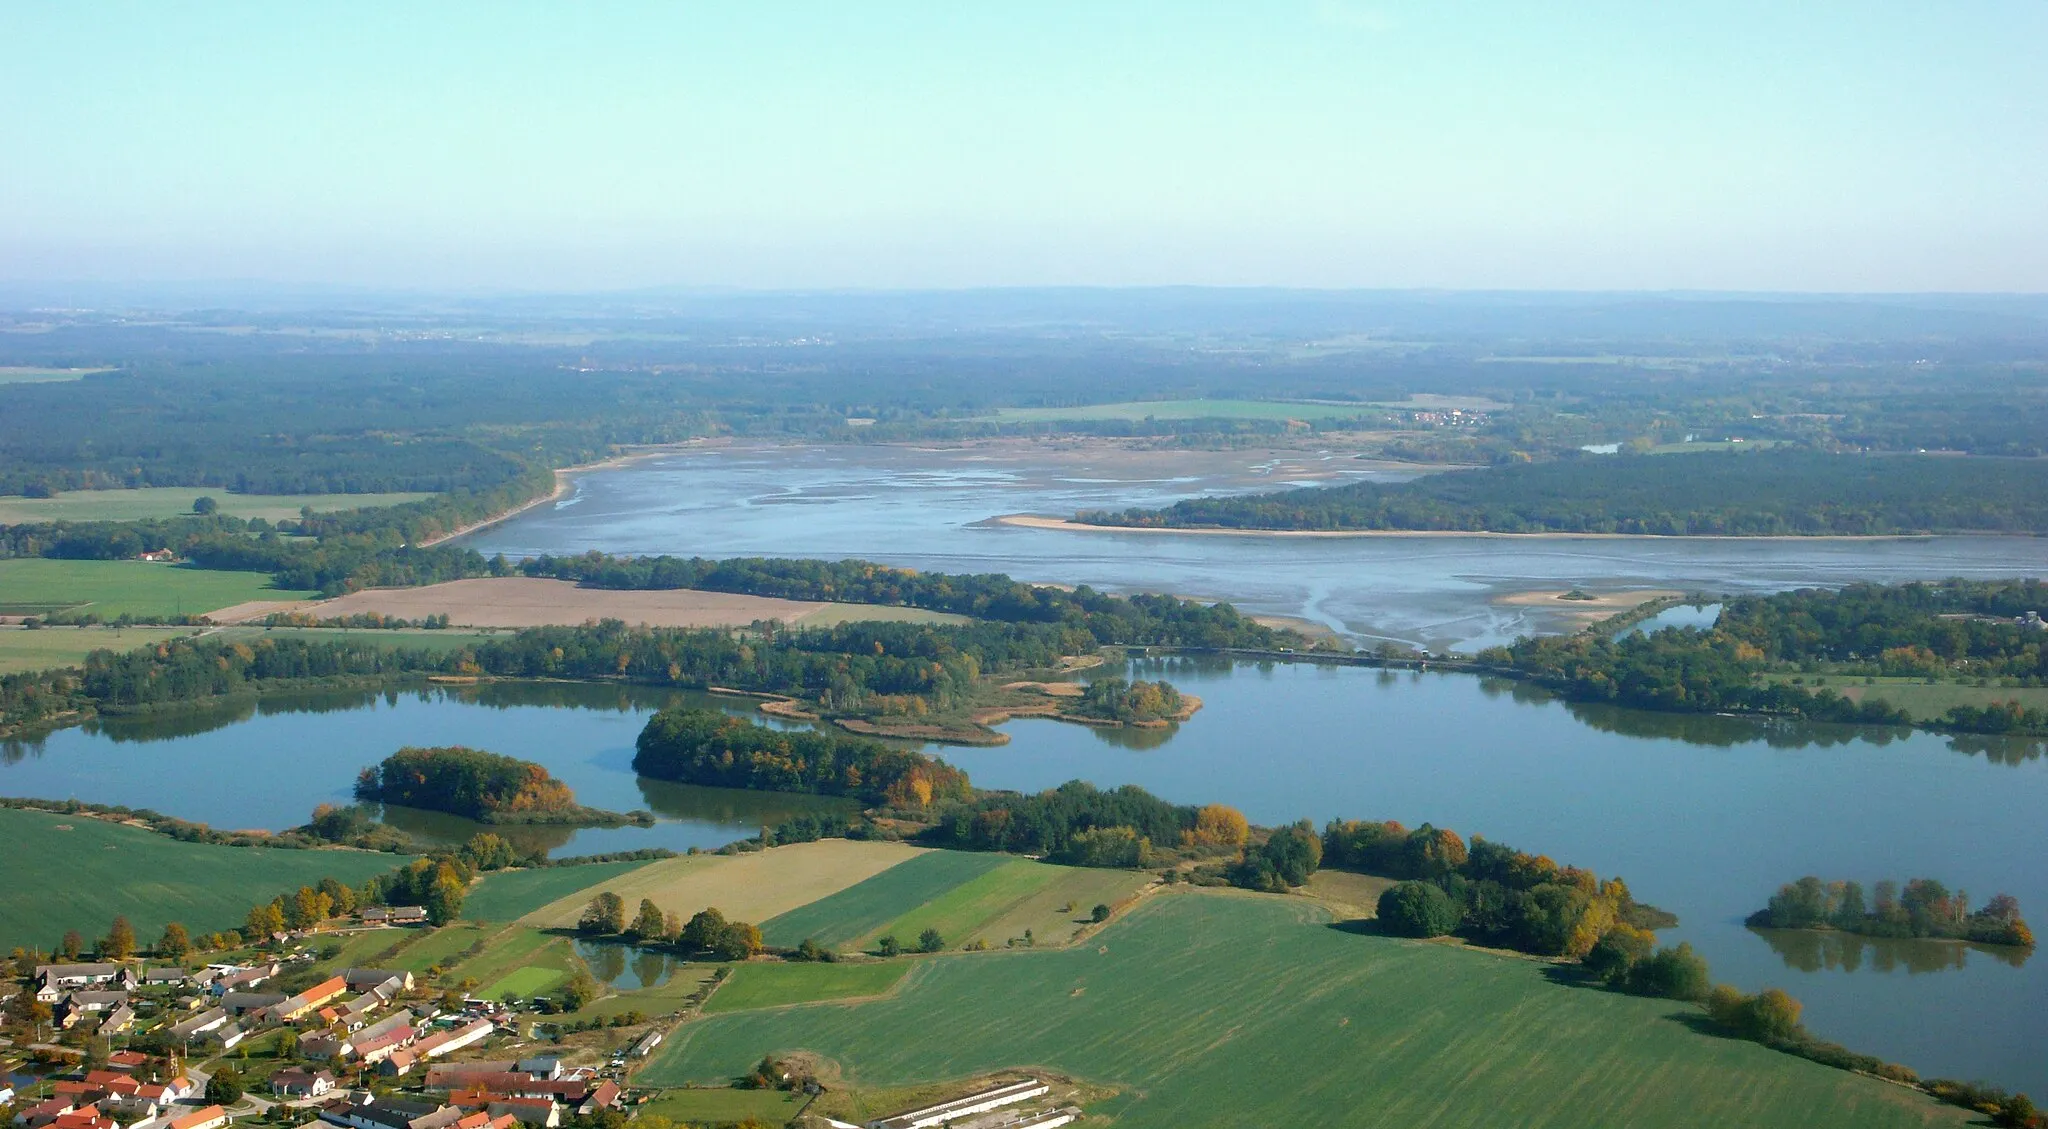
xmin=3 ymin=2 xmax=2043 ymax=291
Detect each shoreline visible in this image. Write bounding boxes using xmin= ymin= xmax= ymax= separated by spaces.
xmin=991 ymin=513 xmax=1939 ymax=542
xmin=415 ymin=448 xmax=679 ymax=548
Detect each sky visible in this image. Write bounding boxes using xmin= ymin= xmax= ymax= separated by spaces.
xmin=3 ymin=2 xmax=2045 ymax=292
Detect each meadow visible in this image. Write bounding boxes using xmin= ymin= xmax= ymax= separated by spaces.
xmin=0 ymin=806 xmax=403 ymax=951
xmin=465 ymin=861 xmax=655 ymax=923
xmin=701 ymin=959 xmax=911 ymax=1014
xmin=520 ymin=840 xmax=930 ymax=931
xmin=758 ymin=850 xmax=1013 ymax=950
xmin=0 ymin=625 xmax=191 ymax=674
xmin=0 ymin=487 xmax=430 ymax=524
xmin=0 ymin=559 xmax=314 ymax=619
xmin=851 ymin=858 xmax=1152 ymax=952
xmin=643 ymin=891 xmax=1969 ymax=1129
xmin=440 ymin=925 xmax=583 ymax=1000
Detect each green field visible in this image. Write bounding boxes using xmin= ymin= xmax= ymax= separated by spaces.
xmin=0 ymin=559 xmax=315 ymax=618
xmin=702 ymin=960 xmax=911 ymax=1014
xmin=483 ymin=965 xmax=571 ymax=1000
xmin=796 ymin=604 xmax=971 ymax=628
xmin=390 ymin=923 xmax=489 ymax=972
xmin=0 ymin=807 xmax=404 ymax=951
xmin=853 ymin=858 xmax=1151 ymax=952
xmin=442 ymin=926 xmax=582 ymax=1000
xmin=637 ymin=1088 xmax=807 ymax=1124
xmin=0 ymin=366 xmax=108 ymax=384
xmin=645 ymin=891 xmax=1966 ymax=1129
xmin=1760 ymin=673 xmax=2048 ymax=722
xmin=759 ymin=851 xmax=1014 ymax=951
xmin=317 ymin=928 xmax=417 ymax=969
xmin=0 ymin=487 xmax=431 ymax=524
xmin=465 ymin=861 xmax=656 ymax=922
xmin=0 ymin=625 xmax=193 ymax=673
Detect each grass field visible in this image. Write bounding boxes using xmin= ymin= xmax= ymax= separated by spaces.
xmin=645 ymin=891 xmax=1967 ymax=1129
xmin=1303 ymin=869 xmax=1398 ymax=919
xmin=0 ymin=487 xmax=431 ymax=524
xmin=0 ymin=559 xmax=315 ymax=618
xmin=466 ymin=861 xmax=655 ymax=922
xmin=701 ymin=960 xmax=911 ymax=1015
xmin=853 ymin=859 xmax=1152 ymax=952
xmin=520 ymin=840 xmax=931 ymax=931
xmin=1831 ymin=677 xmax=2048 ymax=721
xmin=991 ymin=398 xmax=1395 ymax=424
xmin=759 ymin=851 xmax=1014 ymax=951
xmin=0 ymin=806 xmax=404 ymax=951
xmin=389 ymin=923 xmax=489 ymax=972
xmin=442 ymin=926 xmax=583 ymax=1000
xmin=317 ymin=928 xmax=416 ymax=968
xmin=0 ymin=625 xmax=192 ymax=673
xmin=636 ymin=1088 xmax=807 ymax=1124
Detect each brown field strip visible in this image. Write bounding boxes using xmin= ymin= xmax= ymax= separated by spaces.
xmin=520 ymin=839 xmax=933 ymax=930
xmin=301 ymin=576 xmax=966 ymax=629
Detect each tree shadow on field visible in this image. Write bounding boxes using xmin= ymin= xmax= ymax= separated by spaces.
xmin=1325 ymin=917 xmax=1386 ymax=937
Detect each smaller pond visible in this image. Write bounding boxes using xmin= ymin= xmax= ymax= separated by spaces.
xmin=1614 ymin=602 xmax=1723 ymax=637
xmin=573 ymin=939 xmax=679 ymax=990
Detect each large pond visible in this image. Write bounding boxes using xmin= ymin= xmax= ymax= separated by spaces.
xmin=461 ymin=443 xmax=2048 ymax=652
xmin=0 ymin=682 xmax=855 ymax=858
xmin=5 ymin=663 xmax=2043 ymax=1092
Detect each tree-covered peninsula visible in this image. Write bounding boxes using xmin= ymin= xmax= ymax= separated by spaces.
xmin=632 ymin=708 xmax=972 ymax=808
xmin=354 ymin=745 xmax=650 ymax=826
xmin=1488 ymin=579 xmax=2048 ymax=737
xmin=1075 ymin=450 xmax=2048 ymax=535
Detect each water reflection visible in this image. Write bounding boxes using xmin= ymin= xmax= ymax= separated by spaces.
xmin=572 ymin=939 xmax=677 ymax=990
xmin=375 ymin=804 xmax=577 ymax=856
xmin=1752 ymin=928 xmax=2033 ymax=974
xmin=633 ymin=779 xmax=855 ymax=826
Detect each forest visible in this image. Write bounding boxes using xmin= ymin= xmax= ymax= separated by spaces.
xmin=1076 ymin=449 xmax=2048 ymax=535
xmin=1749 ymin=876 xmax=2034 ymax=948
xmin=1486 ymin=580 xmax=2048 ymax=736
xmin=632 ymin=707 xmax=970 ymax=809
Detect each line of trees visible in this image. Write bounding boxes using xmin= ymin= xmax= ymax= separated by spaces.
xmin=1749 ymin=876 xmax=2034 ymax=948
xmin=575 ymin=892 xmax=764 ymax=962
xmin=633 ymin=708 xmax=971 ymax=809
xmin=1075 ymin=450 xmax=2048 ymax=536
xmin=519 ymin=553 xmax=1299 ymax=649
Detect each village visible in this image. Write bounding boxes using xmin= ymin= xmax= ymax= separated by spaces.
xmin=4 ymin=901 xmax=1082 ymax=1129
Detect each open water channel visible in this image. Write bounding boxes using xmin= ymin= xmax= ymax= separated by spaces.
xmin=7 ymin=442 xmax=2046 ymax=1091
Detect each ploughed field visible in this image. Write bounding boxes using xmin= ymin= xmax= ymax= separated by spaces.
xmin=643 ymin=891 xmax=1970 ymax=1129
xmin=299 ymin=576 xmax=971 ymax=629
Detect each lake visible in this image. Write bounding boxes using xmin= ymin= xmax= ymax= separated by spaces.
xmin=462 ymin=443 xmax=2048 ymax=651
xmin=4 ymin=662 xmax=2042 ymax=1092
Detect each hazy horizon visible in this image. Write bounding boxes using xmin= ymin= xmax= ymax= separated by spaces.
xmin=5 ymin=2 xmax=2045 ymax=292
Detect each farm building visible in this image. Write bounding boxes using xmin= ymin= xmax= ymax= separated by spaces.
xmin=866 ymin=1080 xmax=1051 ymax=1129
